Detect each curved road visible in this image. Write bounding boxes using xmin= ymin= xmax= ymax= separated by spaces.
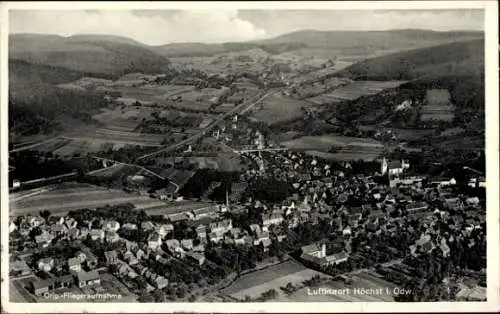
xmin=136 ymin=89 xmax=280 ymax=162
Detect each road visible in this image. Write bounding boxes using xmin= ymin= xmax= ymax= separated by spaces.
xmin=136 ymin=89 xmax=280 ymax=162
xmin=234 ymin=148 xmax=289 ymax=154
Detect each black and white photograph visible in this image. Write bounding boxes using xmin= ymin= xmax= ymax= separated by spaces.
xmin=1 ymin=1 xmax=498 ymax=313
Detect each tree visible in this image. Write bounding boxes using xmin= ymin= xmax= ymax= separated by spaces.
xmin=39 ymin=210 xmax=51 ymax=221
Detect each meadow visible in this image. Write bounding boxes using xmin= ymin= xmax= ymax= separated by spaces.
xmin=10 ymin=182 xmax=165 ymax=216
xmin=282 ymin=135 xmax=383 ymax=152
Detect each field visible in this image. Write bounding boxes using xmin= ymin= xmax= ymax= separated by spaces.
xmin=10 ymin=278 xmax=37 ymax=303
xmin=9 ymin=182 xmax=166 ymax=216
xmin=12 ymin=137 xmax=73 ymax=154
xmin=145 ymin=201 xmax=217 ymax=216
xmin=276 ymin=271 xmax=399 ymax=302
xmin=154 ymin=154 xmax=244 ymax=172
xmin=250 ymin=93 xmax=313 ymax=124
xmin=92 ymin=107 xmax=156 ymax=125
xmin=221 ymin=260 xmax=328 ymax=300
xmin=307 ymin=80 xmax=405 ymax=105
xmin=420 ymin=89 xmax=455 ymax=122
xmin=306 ymin=145 xmax=384 ymax=162
xmin=282 ymin=135 xmax=383 ymax=152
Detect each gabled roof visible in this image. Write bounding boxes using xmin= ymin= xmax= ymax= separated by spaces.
xmin=77 ymin=270 xmax=100 ymax=282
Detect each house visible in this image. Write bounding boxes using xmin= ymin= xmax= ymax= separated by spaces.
xmin=79 ymin=246 xmax=98 ymax=269
xmin=181 ymin=239 xmax=194 ymax=251
xmin=229 ymin=227 xmax=243 ymax=238
xmin=123 ymin=251 xmax=138 ymax=265
xmin=465 ymin=197 xmax=480 ymax=206
xmin=89 ymin=229 xmax=105 ymax=241
xmin=209 ymin=219 xmax=232 ymax=235
xmin=104 ymin=250 xmax=119 ymax=265
xmin=38 ymin=257 xmax=55 ymax=272
xmin=76 ymin=270 xmax=100 ymax=288
xmin=78 ymin=227 xmax=89 ymax=240
xmin=192 ymin=206 xmax=218 ymax=220
xmin=342 ymin=226 xmax=352 ymax=236
xmin=65 ymin=218 xmax=78 ymax=229
xmin=122 ymin=223 xmax=138 ymax=230
xmin=381 ymin=158 xmax=410 ymax=176
xmin=253 ymin=230 xmax=270 ymax=246
xmin=141 ymin=221 xmax=156 ymax=232
xmin=440 ymin=241 xmax=451 ymax=257
xmin=148 ymin=233 xmax=162 ymax=250
xmin=115 ymin=262 xmax=134 ymax=278
xmin=35 ymin=233 xmax=54 ymax=247
xmin=262 ymin=212 xmax=284 ymax=228
xmin=68 ymin=257 xmax=82 ymax=272
xmin=444 ymin=197 xmax=463 ymax=210
xmin=105 ymin=220 xmax=120 ymax=232
xmin=106 ymin=231 xmax=120 ymax=243
xmin=31 ymin=275 xmax=74 ymax=296
xmin=348 ymin=213 xmax=362 ymax=227
xmin=29 ymin=216 xmax=45 ymax=228
xmin=261 ymin=238 xmax=272 ymax=252
xmin=249 ymin=224 xmax=261 ymax=234
xmin=165 ymin=239 xmax=181 ymax=252
xmin=156 ymin=224 xmax=174 ymax=238
xmin=365 ymin=222 xmax=378 ymax=233
xmin=67 ymin=228 xmax=80 ymax=240
xmin=167 ymin=212 xmax=189 ymax=223
xmin=131 ymin=246 xmax=146 ymax=260
xmin=196 ymin=224 xmax=207 ymax=242
xmin=9 ymin=221 xmax=17 ymax=233
xmin=323 ymin=178 xmax=333 ymax=188
xmin=154 ymin=276 xmax=169 ymax=289
xmin=468 ymin=177 xmax=486 ymax=188
xmin=186 ymin=251 xmax=206 ymax=266
xmin=10 ymin=260 xmax=31 ymax=276
xmin=456 ymin=286 xmax=487 ymax=301
xmin=209 ymin=231 xmax=224 ymax=244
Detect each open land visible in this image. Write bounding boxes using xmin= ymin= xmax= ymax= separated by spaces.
xmin=282 ymin=135 xmax=383 ymax=152
xmin=307 ymin=81 xmax=405 ymax=105
xmin=420 ymin=89 xmax=455 ymax=122
xmin=221 ymin=260 xmax=328 ymax=300
xmin=276 ymin=271 xmax=399 ymax=302
xmin=250 ymin=93 xmax=314 ymax=124
xmin=10 ymin=182 xmax=166 ymax=216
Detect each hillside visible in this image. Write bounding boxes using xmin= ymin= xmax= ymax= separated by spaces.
xmin=336 ymin=39 xmax=484 ymax=80
xmin=257 ymin=29 xmax=483 ymax=49
xmin=254 ymin=29 xmax=483 ymax=61
xmin=9 ymin=59 xmax=111 ymax=137
xmin=151 ymin=41 xmax=306 ymax=58
xmin=10 ymin=34 xmax=172 ymax=78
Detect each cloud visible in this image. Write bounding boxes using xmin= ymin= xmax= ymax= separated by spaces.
xmin=238 ymin=9 xmax=484 ymax=37
xmin=9 ymin=10 xmax=268 ymax=45
xmin=9 ymin=9 xmax=483 ymax=45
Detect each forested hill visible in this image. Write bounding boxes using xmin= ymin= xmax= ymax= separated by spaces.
xmin=335 ymin=39 xmax=484 ymax=81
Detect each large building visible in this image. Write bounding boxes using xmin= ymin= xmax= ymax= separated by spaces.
xmin=381 ymin=158 xmax=410 ymax=176
xmin=300 ymin=243 xmax=349 ymax=267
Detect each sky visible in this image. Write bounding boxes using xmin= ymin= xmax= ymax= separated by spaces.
xmin=9 ymin=9 xmax=484 ymax=46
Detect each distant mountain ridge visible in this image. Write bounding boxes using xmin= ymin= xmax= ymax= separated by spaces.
xmin=10 ymin=33 xmax=171 ymax=78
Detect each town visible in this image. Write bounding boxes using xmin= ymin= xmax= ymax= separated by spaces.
xmin=9 ymin=141 xmax=487 ymax=302
xmin=7 ymin=8 xmax=488 ymax=305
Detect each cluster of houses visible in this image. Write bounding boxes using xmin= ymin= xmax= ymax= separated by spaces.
xmin=9 ymin=148 xmax=485 ymax=300
xmin=29 ymin=244 xmax=100 ymax=296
